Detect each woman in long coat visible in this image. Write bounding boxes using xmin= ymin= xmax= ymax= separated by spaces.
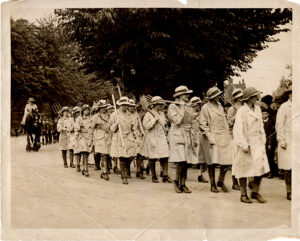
xmin=276 ymin=86 xmax=292 ymax=200
xmin=90 ymin=100 xmax=111 ymax=181
xmin=74 ymin=104 xmax=93 ymax=177
xmin=142 ymin=96 xmax=172 ymax=183
xmin=168 ymin=85 xmax=197 ymax=193
xmin=200 ymin=87 xmax=233 ymax=193
xmin=233 ymin=87 xmax=270 ymax=203
xmin=57 ymin=106 xmax=72 ymax=168
xmin=109 ymin=96 xmax=137 ymax=184
xmin=72 ymin=106 xmax=82 ymax=172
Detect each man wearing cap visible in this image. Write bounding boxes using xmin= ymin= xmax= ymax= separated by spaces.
xmin=276 ymin=86 xmax=292 ymax=200
xmin=74 ymin=104 xmax=93 ymax=177
xmin=109 ymin=96 xmax=137 ymax=184
xmin=200 ymin=86 xmax=233 ymax=193
xmin=21 ymin=97 xmax=38 ymax=130
xmin=72 ymin=106 xmax=83 ymax=172
xmin=142 ymin=96 xmax=172 ymax=183
xmin=57 ymin=106 xmax=72 ymax=168
xmin=90 ymin=100 xmax=111 ymax=181
xmin=128 ymin=99 xmax=145 ymax=179
xmin=233 ymin=87 xmax=269 ymax=203
xmin=168 ymin=85 xmax=196 ymax=193
xmin=189 ymin=96 xmax=209 ymax=183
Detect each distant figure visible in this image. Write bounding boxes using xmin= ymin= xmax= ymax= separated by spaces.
xmin=21 ymin=97 xmax=38 ymax=133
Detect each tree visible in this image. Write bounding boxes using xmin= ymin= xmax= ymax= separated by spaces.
xmin=55 ymin=8 xmax=292 ymax=99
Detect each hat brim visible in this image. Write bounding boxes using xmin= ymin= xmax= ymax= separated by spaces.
xmin=117 ymin=101 xmax=130 ymax=106
xmin=151 ymin=101 xmax=165 ymax=106
xmin=243 ymin=91 xmax=261 ymax=101
xmin=190 ymin=101 xmax=202 ymax=106
xmin=98 ymin=104 xmax=110 ymax=109
xmin=232 ymin=93 xmax=244 ymax=100
xmin=173 ymin=90 xmax=193 ymax=98
xmin=81 ymin=107 xmax=91 ymax=114
xmin=208 ymin=91 xmax=223 ymax=100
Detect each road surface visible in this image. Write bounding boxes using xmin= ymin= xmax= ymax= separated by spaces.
xmin=10 ymin=136 xmax=291 ymax=239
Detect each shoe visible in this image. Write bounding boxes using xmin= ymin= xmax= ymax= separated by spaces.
xmin=122 ymin=178 xmax=128 ymax=185
xmin=104 ymin=173 xmax=109 ymax=181
xmin=181 ymin=185 xmax=192 ymax=193
xmin=232 ymin=183 xmax=240 ymax=190
xmin=251 ymin=192 xmax=266 ymax=203
xmin=217 ymin=181 xmax=228 ymax=192
xmin=162 ymin=176 xmax=172 ymax=183
xmin=64 ymin=163 xmax=68 ymax=168
xmin=81 ymin=170 xmax=85 ymax=175
xmin=240 ymin=195 xmax=252 ymax=203
xmin=267 ymin=172 xmax=274 ymax=179
xmin=70 ymin=163 xmax=75 ymax=168
xmin=198 ymin=175 xmax=208 ymax=183
xmin=107 ymin=169 xmax=111 ymax=174
xmin=210 ymin=184 xmax=219 ymax=193
xmin=152 ymin=176 xmax=159 ymax=183
xmin=100 ymin=173 xmax=105 ymax=179
xmin=94 ymin=165 xmax=100 ymax=171
xmin=287 ymin=192 xmax=291 ymax=201
xmin=136 ymin=172 xmax=145 ymax=179
xmin=84 ymin=170 xmax=89 ymax=177
xmin=76 ymin=166 xmax=81 ymax=172
xmin=113 ymin=167 xmax=120 ymax=174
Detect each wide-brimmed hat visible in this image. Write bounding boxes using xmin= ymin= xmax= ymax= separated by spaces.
xmin=116 ymin=96 xmax=130 ymax=106
xmin=189 ymin=96 xmax=202 ymax=106
xmin=231 ymin=88 xmax=243 ymax=100
xmin=173 ymin=85 xmax=193 ymax=98
xmin=106 ymin=104 xmax=114 ymax=111
xmin=128 ymin=99 xmax=137 ymax=107
xmin=61 ymin=106 xmax=70 ymax=113
xmin=27 ymin=97 xmax=36 ymax=103
xmin=98 ymin=99 xmax=110 ymax=109
xmin=206 ymin=87 xmax=223 ymax=100
xmin=91 ymin=102 xmax=99 ymax=112
xmin=81 ymin=104 xmax=91 ymax=115
xmin=72 ymin=106 xmax=81 ymax=115
xmin=151 ymin=96 xmax=165 ymax=106
xmin=242 ymin=87 xmax=262 ymax=101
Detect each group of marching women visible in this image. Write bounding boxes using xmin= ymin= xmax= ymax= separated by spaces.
xmin=57 ymin=84 xmax=292 ymax=203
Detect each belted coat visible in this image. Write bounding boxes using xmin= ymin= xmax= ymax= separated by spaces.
xmin=74 ymin=115 xmax=93 ymax=153
xmin=109 ymin=109 xmax=137 ymax=158
xmin=168 ymin=102 xmax=198 ymax=164
xmin=57 ymin=116 xmax=72 ymax=151
xmin=199 ymin=101 xmax=233 ymax=165
xmin=232 ymin=103 xmax=270 ymax=178
xmin=140 ymin=109 xmax=169 ymax=159
xmin=91 ymin=113 xmax=111 ymax=155
xmin=276 ymin=100 xmax=292 ymax=170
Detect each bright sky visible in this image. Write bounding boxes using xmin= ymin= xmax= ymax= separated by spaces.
xmin=11 ymin=9 xmax=292 ymax=96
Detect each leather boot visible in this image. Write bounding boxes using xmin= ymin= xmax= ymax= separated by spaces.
xmin=126 ymin=160 xmax=131 ymax=178
xmin=217 ymin=165 xmax=229 ymax=192
xmin=239 ymin=178 xmax=252 ymax=203
xmin=136 ymin=156 xmax=145 ymax=179
xmin=62 ymin=150 xmax=68 ymax=168
xmin=284 ymin=170 xmax=291 ymax=200
xmin=208 ymin=165 xmax=219 ymax=193
xmin=94 ymin=153 xmax=100 ymax=170
xmin=198 ymin=174 xmax=208 ymax=183
xmin=69 ymin=150 xmax=75 ymax=168
xmin=174 ymin=164 xmax=183 ymax=193
xmin=100 ymin=154 xmax=109 ymax=181
xmin=83 ymin=153 xmax=89 ymax=177
xmin=75 ymin=154 xmax=81 ymax=172
xmin=119 ymin=158 xmax=128 ymax=183
xmin=149 ymin=159 xmax=158 ymax=182
xmin=251 ymin=176 xmax=266 ymax=203
xmin=232 ymin=175 xmax=240 ymax=190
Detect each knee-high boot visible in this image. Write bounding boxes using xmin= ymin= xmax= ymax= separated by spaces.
xmin=217 ymin=165 xmax=229 ymax=192
xmin=75 ymin=154 xmax=81 ymax=172
xmin=160 ymin=158 xmax=172 ymax=183
xmin=69 ymin=150 xmax=75 ymax=168
xmin=208 ymin=165 xmax=219 ymax=193
xmin=94 ymin=153 xmax=101 ymax=170
xmin=232 ymin=175 xmax=240 ymax=190
xmin=83 ymin=152 xmax=89 ymax=177
xmin=174 ymin=163 xmax=183 ymax=193
xmin=149 ymin=159 xmax=158 ymax=183
xmin=136 ymin=154 xmax=145 ymax=179
xmin=119 ymin=158 xmax=128 ymax=184
xmin=126 ymin=159 xmax=132 ymax=178
xmin=62 ymin=150 xmax=68 ymax=168
xmin=251 ymin=176 xmax=266 ymax=203
xmin=239 ymin=178 xmax=252 ymax=203
xmin=100 ymin=154 xmax=109 ymax=181
xmin=181 ymin=162 xmax=191 ymax=193
xmin=284 ymin=170 xmax=292 ymax=200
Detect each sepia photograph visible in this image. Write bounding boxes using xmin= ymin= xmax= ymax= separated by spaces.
xmin=2 ymin=1 xmax=300 ymax=240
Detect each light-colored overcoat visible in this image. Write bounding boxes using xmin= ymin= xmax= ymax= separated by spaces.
xmin=109 ymin=109 xmax=137 ymax=158
xmin=200 ymin=101 xmax=233 ymax=165
xmin=276 ymin=100 xmax=292 ymax=170
xmin=74 ymin=115 xmax=93 ymax=153
xmin=168 ymin=102 xmax=198 ymax=164
xmin=140 ymin=109 xmax=169 ymax=159
xmin=57 ymin=116 xmax=71 ymax=151
xmin=91 ymin=113 xmax=111 ymax=155
xmin=73 ymin=116 xmax=81 ymax=154
xmin=232 ymin=103 xmax=270 ymax=178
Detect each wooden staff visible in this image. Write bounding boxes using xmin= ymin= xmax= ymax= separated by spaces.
xmin=112 ymin=94 xmax=125 ymax=148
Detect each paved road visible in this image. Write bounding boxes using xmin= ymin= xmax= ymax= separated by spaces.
xmin=10 ymin=136 xmax=291 ymax=239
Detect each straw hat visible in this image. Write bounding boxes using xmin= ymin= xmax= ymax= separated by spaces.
xmin=189 ymin=96 xmax=202 ymax=106
xmin=72 ymin=106 xmax=81 ymax=115
xmin=206 ymin=87 xmax=223 ymax=100
xmin=61 ymin=106 xmax=69 ymax=113
xmin=151 ymin=96 xmax=165 ymax=106
xmin=81 ymin=104 xmax=91 ymax=115
xmin=128 ymin=99 xmax=137 ymax=107
xmin=91 ymin=102 xmax=99 ymax=112
xmin=106 ymin=104 xmax=114 ymax=111
xmin=116 ymin=96 xmax=130 ymax=106
xmin=173 ymin=85 xmax=193 ymax=98
xmin=242 ymin=87 xmax=262 ymax=101
xmin=27 ymin=97 xmax=36 ymax=103
xmin=231 ymin=88 xmax=243 ymax=100
xmin=98 ymin=99 xmax=110 ymax=109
